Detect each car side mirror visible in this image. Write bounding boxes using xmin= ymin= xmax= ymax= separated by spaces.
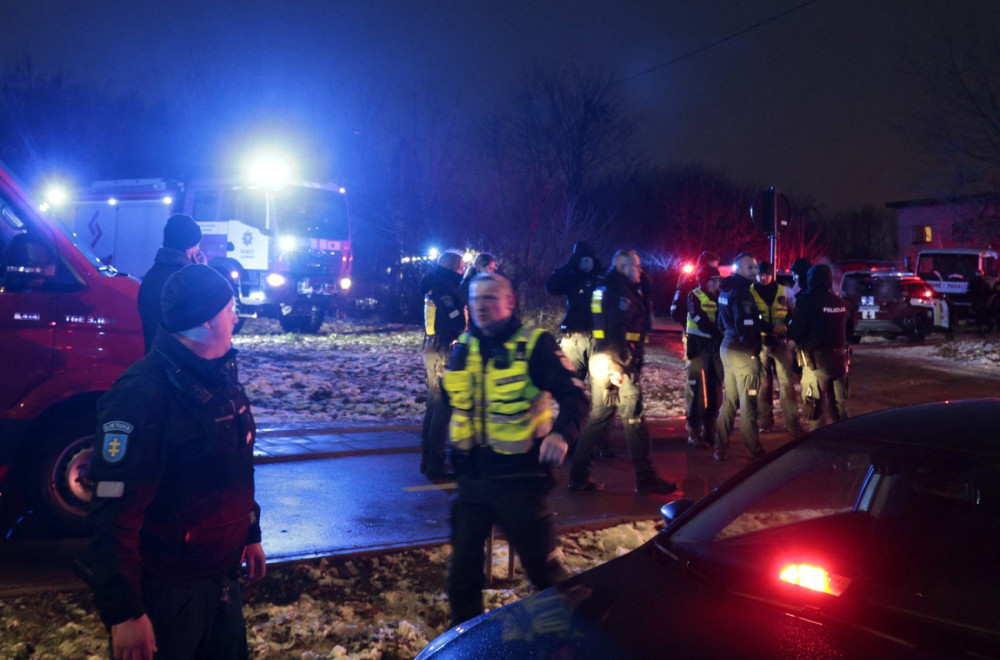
xmin=3 ymin=233 xmax=57 ymax=292
xmin=660 ymin=498 xmax=695 ymax=525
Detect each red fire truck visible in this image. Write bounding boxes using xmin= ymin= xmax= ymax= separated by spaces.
xmin=0 ymin=164 xmax=144 ymax=534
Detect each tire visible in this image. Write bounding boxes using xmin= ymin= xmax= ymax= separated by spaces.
xmin=304 ymin=309 xmax=326 ymax=334
xmin=30 ymin=414 xmax=96 ymax=535
xmin=278 ymin=314 xmax=305 ymax=333
xmin=910 ymin=315 xmax=927 ymax=342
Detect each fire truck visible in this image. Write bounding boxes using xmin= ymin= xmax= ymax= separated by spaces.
xmin=0 ymin=163 xmax=144 ymax=534
xmin=62 ymin=175 xmax=353 ymax=332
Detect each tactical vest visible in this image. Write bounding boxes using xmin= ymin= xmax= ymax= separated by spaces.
xmin=751 ymin=283 xmax=790 ymax=326
xmin=442 ymin=327 xmax=553 ymax=453
xmin=590 ymin=288 xmax=642 ymax=342
xmin=686 ymin=288 xmax=718 ymax=338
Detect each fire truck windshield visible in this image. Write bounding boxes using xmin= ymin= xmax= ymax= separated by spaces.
xmin=227 ymin=185 xmax=349 ymax=240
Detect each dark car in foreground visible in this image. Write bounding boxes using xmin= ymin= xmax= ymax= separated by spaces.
xmin=840 ymin=270 xmax=950 ymax=342
xmin=418 ymin=400 xmax=1000 ymax=659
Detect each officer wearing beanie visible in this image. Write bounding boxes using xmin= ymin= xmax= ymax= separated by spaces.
xmin=787 ymin=264 xmax=853 ymax=430
xmin=684 ymin=265 xmax=723 ymax=449
xmin=86 ymin=264 xmax=265 ymax=660
xmin=137 ymin=214 xmax=206 ymax=352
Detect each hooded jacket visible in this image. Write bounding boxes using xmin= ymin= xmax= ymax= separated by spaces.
xmin=545 ymin=241 xmax=604 ymax=334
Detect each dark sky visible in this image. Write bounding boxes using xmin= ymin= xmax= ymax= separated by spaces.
xmin=2 ymin=0 xmax=997 ymax=213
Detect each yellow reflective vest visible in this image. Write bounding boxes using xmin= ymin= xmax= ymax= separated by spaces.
xmin=442 ymin=326 xmax=553 ymax=453
xmin=686 ymin=288 xmax=718 ymax=338
xmin=751 ymin=283 xmax=790 ymax=327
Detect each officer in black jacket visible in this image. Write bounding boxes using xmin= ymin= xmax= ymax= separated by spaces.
xmin=419 ymin=250 xmax=467 ymax=479
xmin=86 ymin=264 xmax=265 ymax=660
xmin=685 ymin=266 xmax=723 ymax=449
xmin=716 ymin=252 xmax=765 ymax=462
xmin=787 ymin=264 xmax=852 ymax=430
xmin=569 ymin=250 xmax=677 ymax=496
xmin=137 ymin=214 xmax=205 ymax=353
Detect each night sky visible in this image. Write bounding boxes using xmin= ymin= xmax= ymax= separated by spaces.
xmin=1 ymin=0 xmax=997 ymax=213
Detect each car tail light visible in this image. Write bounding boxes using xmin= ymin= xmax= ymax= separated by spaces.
xmin=779 ymin=563 xmax=850 ymax=596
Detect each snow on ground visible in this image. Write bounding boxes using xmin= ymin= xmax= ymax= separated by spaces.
xmin=3 ymin=321 xmax=993 ymax=659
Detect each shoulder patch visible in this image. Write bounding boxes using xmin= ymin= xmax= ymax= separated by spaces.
xmin=101 ymin=421 xmax=133 ymax=463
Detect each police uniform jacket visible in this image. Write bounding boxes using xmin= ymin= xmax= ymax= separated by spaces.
xmin=685 ymin=287 xmax=721 ymax=358
xmin=137 ymin=247 xmax=191 ymax=353
xmin=717 ymin=273 xmax=764 ymax=355
xmin=592 ymin=268 xmax=649 ymax=373
xmin=86 ymin=330 xmax=260 ymax=628
xmin=787 ymin=289 xmax=852 ymax=376
xmin=420 ymin=265 xmax=466 ymax=346
xmin=544 ymin=259 xmax=604 ymax=334
xmin=443 ymin=316 xmax=588 ymax=478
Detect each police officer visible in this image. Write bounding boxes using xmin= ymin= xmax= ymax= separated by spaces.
xmin=137 ymin=214 xmax=207 ymax=353
xmin=544 ymin=241 xmax=613 ymax=458
xmin=787 ymin=264 xmax=852 ymax=430
xmin=684 ymin=266 xmax=724 ymax=449
xmin=751 ymin=262 xmax=805 ymax=437
xmin=670 ymin=250 xmax=721 ymax=324
xmin=86 ymin=264 xmax=265 ymax=660
xmin=569 ymin=250 xmax=677 ymax=495
xmin=442 ymin=274 xmax=588 ymax=626
xmin=419 ymin=250 xmax=467 ymax=479
xmin=716 ymin=252 xmax=765 ymax=462
xmin=459 ymin=251 xmax=497 ymax=303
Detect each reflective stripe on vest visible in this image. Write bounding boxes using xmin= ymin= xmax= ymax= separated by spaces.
xmin=750 ymin=283 xmax=789 ymax=326
xmin=686 ymin=288 xmax=718 ymax=338
xmin=441 ymin=327 xmax=553 ymax=454
xmin=591 ymin=288 xmax=606 ymax=339
xmin=424 ymin=294 xmax=436 ymax=335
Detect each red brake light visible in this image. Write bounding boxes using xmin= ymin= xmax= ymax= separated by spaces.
xmin=779 ymin=563 xmax=850 ymax=596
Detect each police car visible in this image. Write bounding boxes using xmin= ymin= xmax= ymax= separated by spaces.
xmin=839 ymin=270 xmax=950 ymax=342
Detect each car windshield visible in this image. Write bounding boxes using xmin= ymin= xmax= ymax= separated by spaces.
xmin=664 ymin=437 xmax=1000 ymax=632
xmin=916 ymin=254 xmax=980 ymax=280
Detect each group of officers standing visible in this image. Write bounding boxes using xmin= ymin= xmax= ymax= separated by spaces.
xmin=674 ymin=250 xmax=854 ymax=463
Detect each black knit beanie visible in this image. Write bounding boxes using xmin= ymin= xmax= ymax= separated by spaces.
xmin=163 ymin=214 xmax=202 ymax=251
xmin=161 ymin=264 xmax=234 ymax=332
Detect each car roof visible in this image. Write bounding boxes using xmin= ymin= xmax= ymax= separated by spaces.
xmin=807 ymin=399 xmax=1000 ymax=454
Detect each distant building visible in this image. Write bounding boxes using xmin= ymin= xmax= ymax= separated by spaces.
xmin=888 ymin=193 xmax=1000 ymax=269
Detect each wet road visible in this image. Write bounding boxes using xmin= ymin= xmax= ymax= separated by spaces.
xmin=2 ymin=329 xmax=997 ymax=595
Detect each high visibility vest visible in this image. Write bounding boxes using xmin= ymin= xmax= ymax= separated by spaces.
xmin=751 ymin=283 xmax=790 ymax=327
xmin=686 ymin=288 xmax=718 ymax=338
xmin=424 ymin=294 xmax=437 ymax=335
xmin=442 ymin=327 xmax=553 ymax=453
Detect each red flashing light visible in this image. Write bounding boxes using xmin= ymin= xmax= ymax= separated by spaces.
xmin=779 ymin=563 xmax=850 ymax=596
xmin=681 ymin=263 xmax=695 ymax=274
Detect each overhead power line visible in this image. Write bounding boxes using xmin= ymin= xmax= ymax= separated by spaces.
xmin=616 ymin=0 xmax=823 ymax=85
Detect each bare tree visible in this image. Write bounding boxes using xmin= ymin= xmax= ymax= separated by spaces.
xmin=477 ymin=66 xmax=643 ymax=313
xmin=903 ymin=21 xmax=1000 ymax=197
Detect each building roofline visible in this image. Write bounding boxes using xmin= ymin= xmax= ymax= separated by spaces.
xmin=886 ymin=191 xmax=1000 ymax=209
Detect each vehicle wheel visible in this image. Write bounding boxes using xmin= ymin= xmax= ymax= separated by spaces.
xmin=29 ymin=414 xmax=96 ymax=535
xmin=278 ymin=314 xmax=305 ymax=333
xmin=304 ymin=309 xmax=326 ymax=334
xmin=911 ymin=315 xmax=927 ymax=342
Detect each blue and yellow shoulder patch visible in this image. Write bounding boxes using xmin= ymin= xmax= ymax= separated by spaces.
xmin=101 ymin=421 xmax=134 ymax=463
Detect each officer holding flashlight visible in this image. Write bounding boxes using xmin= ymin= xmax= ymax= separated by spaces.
xmin=442 ymin=274 xmax=589 ymax=626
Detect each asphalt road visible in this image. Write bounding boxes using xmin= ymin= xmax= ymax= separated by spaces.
xmin=2 ymin=330 xmax=997 ymax=596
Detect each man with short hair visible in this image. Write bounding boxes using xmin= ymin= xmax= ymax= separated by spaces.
xmin=137 ymin=214 xmax=207 ymax=353
xmin=86 ymin=264 xmax=265 ymax=660
xmin=751 ymin=262 xmax=804 ymax=437
xmin=442 ymin=274 xmax=588 ymax=626
xmin=569 ymin=250 xmax=677 ymax=496
xmin=716 ymin=252 xmax=765 ymax=462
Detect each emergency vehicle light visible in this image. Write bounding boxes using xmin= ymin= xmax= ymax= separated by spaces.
xmin=682 ymin=263 xmax=695 ymax=274
xmin=265 ymin=273 xmax=287 ymax=287
xmin=779 ymin=563 xmax=849 ymax=596
xmin=339 ymin=277 xmax=352 ymax=291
